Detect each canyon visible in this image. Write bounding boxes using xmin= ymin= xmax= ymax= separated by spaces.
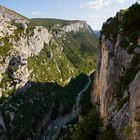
xmin=0 ymin=2 xmax=140 ymax=140
xmin=0 ymin=4 xmax=97 ymax=140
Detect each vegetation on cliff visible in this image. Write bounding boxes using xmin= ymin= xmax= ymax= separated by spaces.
xmin=102 ymin=17 xmax=120 ymax=38
xmin=122 ymin=2 xmax=140 ymax=43
xmin=102 ymin=2 xmax=140 ymax=46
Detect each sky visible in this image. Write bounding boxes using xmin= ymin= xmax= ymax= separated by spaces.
xmin=0 ymin=0 xmax=138 ymax=30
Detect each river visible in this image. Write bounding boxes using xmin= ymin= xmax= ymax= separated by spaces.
xmin=42 ymin=75 xmax=91 ymax=140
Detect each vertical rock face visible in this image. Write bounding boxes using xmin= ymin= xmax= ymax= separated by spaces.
xmin=92 ymin=34 xmax=132 ymax=119
xmin=91 ymin=3 xmax=140 ymax=139
xmin=129 ymin=71 xmax=140 ymax=139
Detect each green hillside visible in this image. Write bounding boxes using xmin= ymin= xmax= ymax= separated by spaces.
xmin=28 ymin=18 xmax=98 ymax=86
xmin=30 ymin=18 xmax=79 ymax=29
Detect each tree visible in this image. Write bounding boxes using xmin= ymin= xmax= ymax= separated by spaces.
xmin=72 ymin=109 xmax=100 ymax=140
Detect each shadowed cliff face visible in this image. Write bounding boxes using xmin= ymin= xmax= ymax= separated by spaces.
xmin=92 ymin=3 xmax=140 ymax=140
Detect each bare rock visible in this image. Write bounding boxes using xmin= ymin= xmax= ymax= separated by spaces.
xmin=134 ymin=47 xmax=140 ymax=54
xmin=129 ymin=71 xmax=140 ymax=140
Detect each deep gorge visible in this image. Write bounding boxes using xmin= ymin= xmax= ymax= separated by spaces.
xmin=0 ymin=2 xmax=140 ymax=140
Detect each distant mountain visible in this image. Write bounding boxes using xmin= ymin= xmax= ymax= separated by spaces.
xmin=94 ymin=30 xmax=100 ymax=38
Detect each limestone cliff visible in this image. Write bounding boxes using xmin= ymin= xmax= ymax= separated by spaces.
xmin=92 ymin=3 xmax=140 ymax=140
xmin=0 ymin=6 xmax=51 ymax=96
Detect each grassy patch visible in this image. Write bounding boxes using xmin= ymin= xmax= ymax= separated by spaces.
xmin=62 ymin=31 xmax=97 ymax=73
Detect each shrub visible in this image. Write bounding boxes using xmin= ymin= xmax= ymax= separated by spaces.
xmin=127 ymin=44 xmax=137 ymax=54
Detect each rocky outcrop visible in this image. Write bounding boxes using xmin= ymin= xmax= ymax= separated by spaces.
xmin=60 ymin=21 xmax=91 ymax=33
xmin=0 ymin=6 xmax=51 ymax=96
xmin=0 ymin=5 xmax=28 ymax=37
xmin=52 ymin=21 xmax=94 ymax=39
xmin=0 ymin=26 xmax=51 ymax=94
xmin=18 ymin=26 xmax=51 ymax=57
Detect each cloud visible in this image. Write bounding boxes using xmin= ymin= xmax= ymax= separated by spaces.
xmin=116 ymin=0 xmax=127 ymax=3
xmin=80 ymin=0 xmax=111 ymax=10
xmin=31 ymin=11 xmax=43 ymax=16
